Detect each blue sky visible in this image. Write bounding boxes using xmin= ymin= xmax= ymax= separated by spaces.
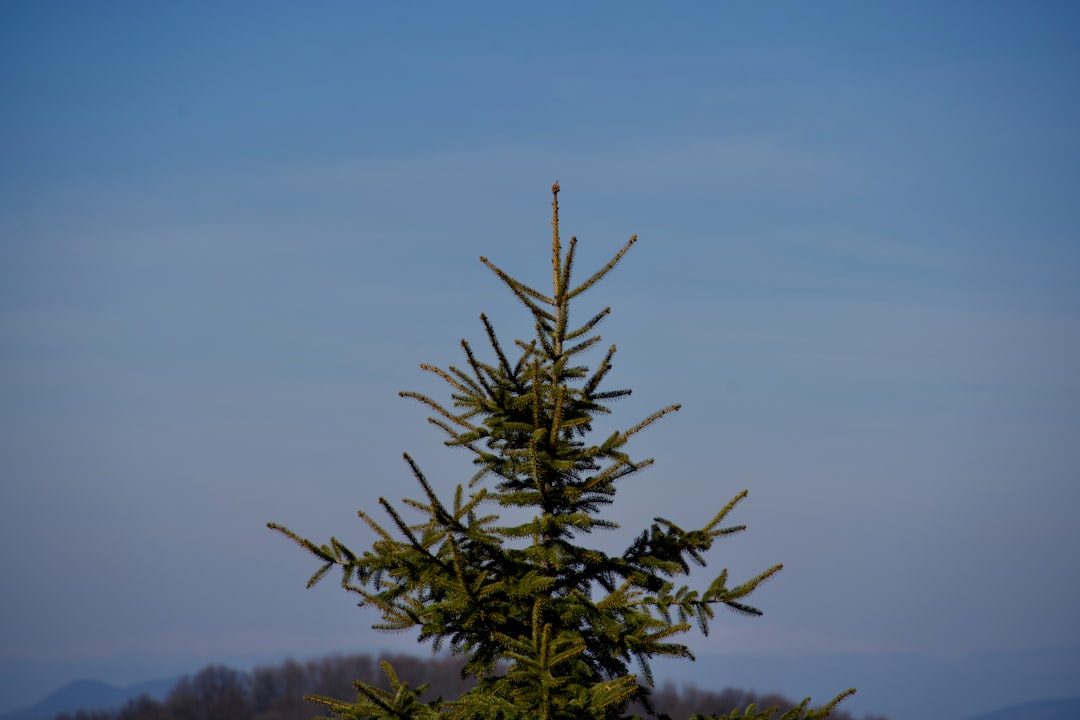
xmin=1 ymin=3 xmax=1078 ymax=717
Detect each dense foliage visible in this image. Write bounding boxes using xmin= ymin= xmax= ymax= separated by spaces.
xmin=269 ymin=185 xmax=853 ymax=719
xmin=52 ymin=654 xmax=885 ymax=720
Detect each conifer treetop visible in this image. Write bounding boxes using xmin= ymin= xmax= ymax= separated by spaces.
xmin=269 ymin=184 xmax=853 ymax=720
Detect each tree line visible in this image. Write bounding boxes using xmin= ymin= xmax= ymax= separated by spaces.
xmin=53 ymin=653 xmax=889 ymax=720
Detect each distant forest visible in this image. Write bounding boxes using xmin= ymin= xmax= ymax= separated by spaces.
xmin=52 ymin=653 xmax=889 ymax=720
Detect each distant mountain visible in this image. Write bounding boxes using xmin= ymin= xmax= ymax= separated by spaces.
xmin=669 ymin=646 xmax=1080 ymax=720
xmin=962 ymin=696 xmax=1080 ymax=720
xmin=0 ymin=677 xmax=175 ymax=720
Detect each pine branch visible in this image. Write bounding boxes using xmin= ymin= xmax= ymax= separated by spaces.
xmin=565 ymin=306 xmax=610 ymax=342
xmin=621 ymin=403 xmax=682 ymax=443
xmin=567 ymin=234 xmax=637 ymax=300
xmin=480 ymin=255 xmax=555 ymax=317
xmin=400 ymin=388 xmax=480 ymax=433
xmin=480 ymin=312 xmax=517 ymax=382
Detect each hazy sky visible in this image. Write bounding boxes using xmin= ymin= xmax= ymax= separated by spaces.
xmin=2 ymin=2 xmax=1078 ymax=715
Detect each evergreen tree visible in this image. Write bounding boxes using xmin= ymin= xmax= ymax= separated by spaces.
xmin=269 ymin=184 xmax=854 ymax=720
